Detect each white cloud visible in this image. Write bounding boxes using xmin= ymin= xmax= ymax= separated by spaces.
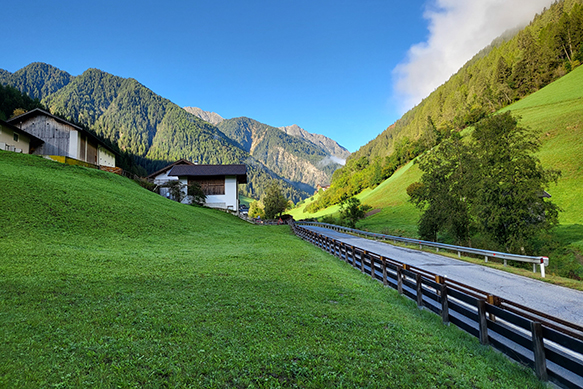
xmin=393 ymin=0 xmax=554 ymax=113
xmin=318 ymin=155 xmax=346 ymax=167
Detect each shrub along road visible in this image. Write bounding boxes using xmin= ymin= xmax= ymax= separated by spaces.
xmin=303 ymin=225 xmax=583 ymax=327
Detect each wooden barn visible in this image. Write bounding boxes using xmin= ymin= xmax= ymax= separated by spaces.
xmin=8 ymin=108 xmax=116 ymax=167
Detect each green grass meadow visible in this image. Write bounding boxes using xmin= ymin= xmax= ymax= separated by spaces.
xmin=0 ymin=152 xmax=544 ymax=388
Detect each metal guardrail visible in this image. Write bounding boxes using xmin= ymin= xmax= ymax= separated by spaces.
xmin=291 ymin=222 xmax=583 ymax=388
xmin=298 ymin=221 xmax=549 ymax=277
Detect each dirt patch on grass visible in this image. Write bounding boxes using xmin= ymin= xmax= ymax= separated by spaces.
xmin=365 ymin=208 xmax=382 ymax=217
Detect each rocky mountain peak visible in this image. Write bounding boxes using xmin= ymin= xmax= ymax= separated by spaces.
xmin=183 ymin=107 xmax=224 ymax=126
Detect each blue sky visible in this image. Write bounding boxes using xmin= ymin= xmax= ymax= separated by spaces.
xmin=1 ymin=0 xmax=553 ymax=152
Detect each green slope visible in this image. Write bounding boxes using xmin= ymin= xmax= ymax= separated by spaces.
xmin=315 ymin=0 xmax=583 ymax=210
xmin=289 ymin=161 xmax=422 ymax=237
xmin=501 ymin=64 xmax=583 ymax=227
xmin=0 ymin=151 xmax=543 ymax=387
xmin=356 ymin=65 xmax=583 ymax=236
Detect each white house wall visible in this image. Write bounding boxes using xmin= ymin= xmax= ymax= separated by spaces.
xmin=179 ymin=178 xmax=189 ymax=204
xmin=69 ymin=131 xmax=78 ymax=159
xmin=152 ymin=171 xmax=179 ymax=185
xmin=0 ymin=125 xmax=31 ymax=153
xmin=177 ymin=175 xmax=239 ymax=211
xmin=204 ymin=176 xmax=238 ymax=211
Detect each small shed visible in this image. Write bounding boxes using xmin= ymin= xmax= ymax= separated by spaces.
xmin=168 ymin=164 xmax=247 ymax=212
xmin=0 ymin=119 xmax=44 ymax=154
xmin=7 ymin=108 xmax=116 ymax=167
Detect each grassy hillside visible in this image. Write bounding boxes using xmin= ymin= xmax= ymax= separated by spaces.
xmin=0 ymin=152 xmax=543 ymax=387
xmin=501 ymin=64 xmax=583 ymax=227
xmin=311 ymin=0 xmax=583 ymax=212
xmin=290 ymin=161 xmax=422 ymax=237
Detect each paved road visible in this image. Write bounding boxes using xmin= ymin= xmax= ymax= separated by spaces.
xmin=303 ymin=225 xmax=583 ymax=327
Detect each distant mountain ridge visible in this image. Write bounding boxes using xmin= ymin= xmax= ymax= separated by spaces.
xmin=215 ymin=117 xmax=342 ymax=192
xmin=187 ymin=107 xmax=349 ymax=165
xmin=183 ymin=107 xmax=224 ymax=126
xmin=278 ymin=124 xmax=349 ymax=163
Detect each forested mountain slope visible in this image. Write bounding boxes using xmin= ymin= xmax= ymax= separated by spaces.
xmin=217 ymin=117 xmax=342 ymax=191
xmin=187 ymin=107 xmax=350 ymax=190
xmin=0 ymin=62 xmax=72 ymax=101
xmin=278 ymin=124 xmax=350 ymax=162
xmin=0 ymin=64 xmax=329 ymax=202
xmin=310 ymin=0 xmax=583 ymax=211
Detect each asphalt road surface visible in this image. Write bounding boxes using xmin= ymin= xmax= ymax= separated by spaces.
xmin=302 ymin=225 xmax=583 ymax=327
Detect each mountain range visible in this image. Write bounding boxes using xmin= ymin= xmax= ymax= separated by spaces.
xmin=0 ymin=63 xmax=350 ymax=202
xmin=186 ymin=108 xmax=349 ymax=192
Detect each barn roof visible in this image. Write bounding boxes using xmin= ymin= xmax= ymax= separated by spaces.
xmin=168 ymin=164 xmax=247 ymax=183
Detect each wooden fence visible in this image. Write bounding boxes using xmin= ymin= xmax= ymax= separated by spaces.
xmin=292 ymin=223 xmax=583 ymax=389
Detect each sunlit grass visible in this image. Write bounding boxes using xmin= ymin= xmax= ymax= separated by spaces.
xmin=0 ymin=152 xmax=544 ymax=388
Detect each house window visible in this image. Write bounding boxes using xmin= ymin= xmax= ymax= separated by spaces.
xmin=13 ymin=133 xmax=19 ymax=142
xmin=198 ymin=179 xmax=225 ymax=195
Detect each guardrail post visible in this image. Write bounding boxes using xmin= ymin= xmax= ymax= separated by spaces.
xmin=361 ymin=250 xmax=366 ymax=273
xmin=477 ymin=299 xmax=488 ymax=345
xmin=484 ymin=255 xmax=488 ymax=263
xmin=486 ymin=295 xmax=499 ymax=322
xmin=416 ymin=273 xmax=423 ymax=308
xmin=370 ymin=255 xmax=376 ymax=280
xmin=531 ymin=321 xmax=548 ymax=381
xmin=381 ymin=256 xmax=388 ymax=286
xmin=440 ymin=281 xmax=449 ymax=325
xmin=397 ymin=266 xmax=403 ymax=295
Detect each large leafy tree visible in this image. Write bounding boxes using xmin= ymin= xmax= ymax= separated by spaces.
xmin=409 ymin=112 xmax=560 ymax=253
xmin=339 ymin=197 xmax=372 ymax=229
xmin=471 ymin=112 xmax=561 ymax=252
xmin=407 ymin=133 xmax=475 ymax=244
xmin=262 ymin=182 xmax=289 ymax=220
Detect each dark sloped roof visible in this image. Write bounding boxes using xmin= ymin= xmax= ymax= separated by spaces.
xmin=146 ymin=159 xmax=195 ymax=179
xmin=168 ymin=164 xmax=247 ymax=183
